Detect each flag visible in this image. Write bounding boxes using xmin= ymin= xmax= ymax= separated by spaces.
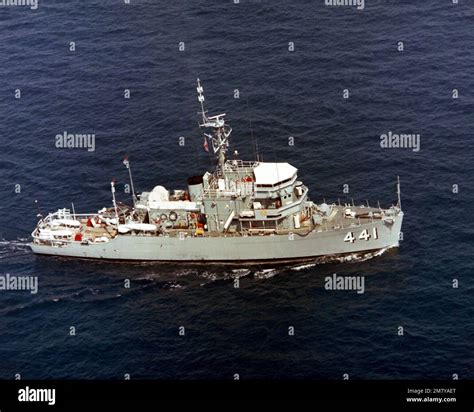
xmin=203 ymin=136 xmax=209 ymax=152
xmin=123 ymin=155 xmax=129 ymax=168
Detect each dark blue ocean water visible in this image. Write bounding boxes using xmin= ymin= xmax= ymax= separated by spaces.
xmin=0 ymin=0 xmax=473 ymax=379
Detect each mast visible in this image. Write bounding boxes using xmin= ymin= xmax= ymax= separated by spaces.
xmin=123 ymin=155 xmax=137 ymax=207
xmin=397 ymin=176 xmax=402 ymax=210
xmin=196 ymin=78 xmax=232 ymax=174
xmin=111 ymin=179 xmax=119 ymax=226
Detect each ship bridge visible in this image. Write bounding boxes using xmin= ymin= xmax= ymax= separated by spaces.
xmin=253 ymin=162 xmax=298 ymax=188
xmin=202 ymin=161 xmax=298 ymax=197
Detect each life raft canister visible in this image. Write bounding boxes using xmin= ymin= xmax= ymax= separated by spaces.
xmin=169 ymin=211 xmax=178 ymax=221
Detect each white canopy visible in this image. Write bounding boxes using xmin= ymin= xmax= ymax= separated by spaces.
xmin=149 ymin=186 xmax=169 ymax=203
xmin=253 ymin=162 xmax=297 ymax=186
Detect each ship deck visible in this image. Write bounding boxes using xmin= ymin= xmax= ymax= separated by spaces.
xmin=32 ymin=204 xmax=392 ymax=249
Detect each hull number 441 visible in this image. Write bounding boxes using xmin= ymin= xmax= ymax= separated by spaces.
xmin=344 ymin=228 xmax=378 ymax=243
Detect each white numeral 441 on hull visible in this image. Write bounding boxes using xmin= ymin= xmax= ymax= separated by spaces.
xmin=343 ymin=228 xmax=378 ymax=243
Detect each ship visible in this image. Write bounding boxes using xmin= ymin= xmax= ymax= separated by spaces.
xmin=30 ymin=80 xmax=404 ymax=264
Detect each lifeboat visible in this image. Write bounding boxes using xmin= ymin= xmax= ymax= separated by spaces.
xmin=51 ymin=219 xmax=81 ymax=228
xmin=38 ymin=228 xmax=74 ymax=241
xmin=118 ymin=223 xmax=158 ymax=234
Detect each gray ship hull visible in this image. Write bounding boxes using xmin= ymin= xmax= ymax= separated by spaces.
xmin=30 ymin=212 xmax=403 ymax=263
xmin=29 ymin=81 xmax=405 ymax=265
